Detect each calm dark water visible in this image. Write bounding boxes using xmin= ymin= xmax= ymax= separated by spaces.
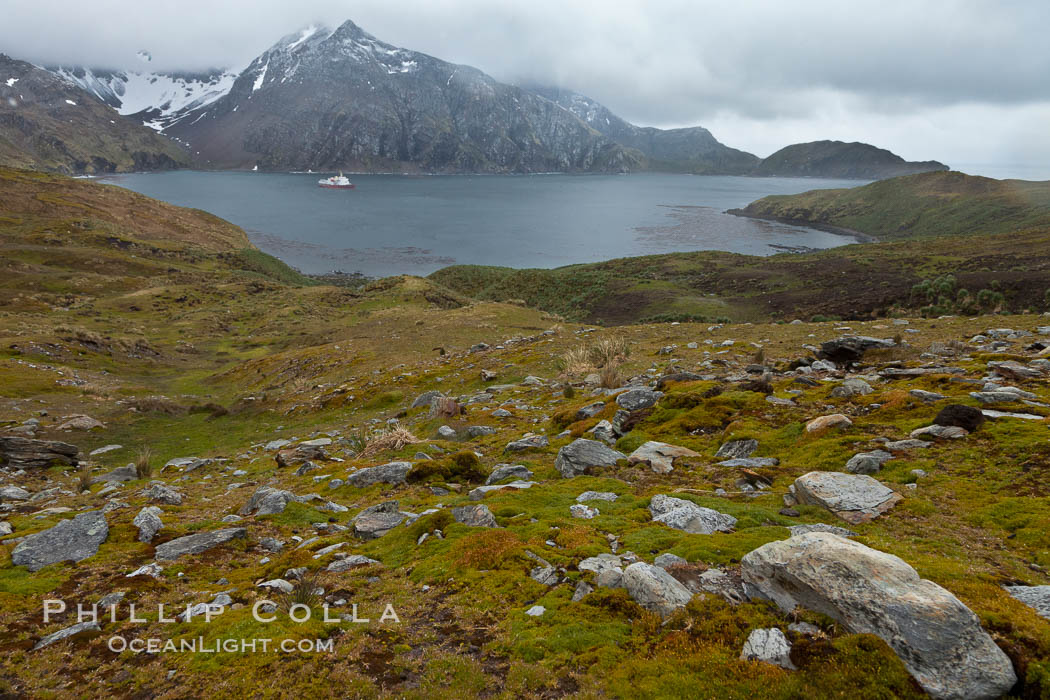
xmin=110 ymin=171 xmax=865 ymax=276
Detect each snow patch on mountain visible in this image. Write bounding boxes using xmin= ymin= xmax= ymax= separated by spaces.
xmin=52 ymin=66 xmax=237 ymax=130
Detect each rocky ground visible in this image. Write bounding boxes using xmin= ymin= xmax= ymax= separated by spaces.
xmin=2 ymin=170 xmax=1050 ymax=698
xmin=3 ymin=307 xmax=1050 ymax=698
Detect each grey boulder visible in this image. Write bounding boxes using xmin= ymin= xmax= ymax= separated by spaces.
xmin=844 ymin=449 xmax=893 ymax=475
xmin=742 ymin=533 xmax=1016 ymax=700
xmin=154 ymin=527 xmax=246 ymax=561
xmin=791 ymin=472 xmax=902 ymax=525
xmin=615 ymin=388 xmax=662 ymax=412
xmin=346 ymin=462 xmax=411 ymax=488
xmin=715 ymin=439 xmax=758 ymax=460
xmin=32 ymin=621 xmax=102 ymax=651
xmin=740 ymin=628 xmax=796 ymax=670
xmin=353 ymin=501 xmax=405 ymax=540
xmin=486 ymin=464 xmax=534 ymax=484
xmin=133 ymin=506 xmax=164 ymax=543
xmin=1004 ymin=585 xmax=1050 ymax=621
xmin=622 ymin=562 xmax=693 ymax=618
xmin=452 ymin=504 xmax=499 ymax=528
xmin=628 ymin=441 xmax=700 ymax=473
xmin=649 ymin=494 xmax=736 ymax=534
xmin=12 ymin=511 xmax=109 ymax=571
xmin=555 ymin=438 xmax=625 ymax=478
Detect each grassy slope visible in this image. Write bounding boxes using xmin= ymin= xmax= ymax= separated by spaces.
xmin=739 ymin=170 xmax=1050 ymax=240
xmin=1 ymin=172 xmax=1049 ymax=697
xmin=432 ymin=171 xmax=1050 ymax=324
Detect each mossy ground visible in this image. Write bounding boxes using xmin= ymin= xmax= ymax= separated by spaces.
xmin=1 ymin=171 xmax=1049 ymax=697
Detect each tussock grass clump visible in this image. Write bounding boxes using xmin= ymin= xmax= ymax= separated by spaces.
xmin=280 ymin=570 xmax=323 ymax=611
xmin=128 ymin=396 xmax=187 ymax=416
xmin=76 ymin=468 xmax=93 ymax=493
xmin=134 ymin=447 xmax=153 ymax=478
xmin=561 ymin=335 xmax=630 ymax=376
xmin=361 ymin=421 xmax=420 ymax=458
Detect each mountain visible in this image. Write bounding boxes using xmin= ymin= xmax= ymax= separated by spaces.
xmin=162 ymin=22 xmax=644 ymax=173
xmin=751 ymin=140 xmax=948 ymax=180
xmin=51 ymin=66 xmax=237 ymax=132
xmin=734 ymin=170 xmax=1050 ymax=241
xmin=528 ymin=87 xmax=759 ymax=174
xmin=0 ymin=54 xmax=188 ymax=174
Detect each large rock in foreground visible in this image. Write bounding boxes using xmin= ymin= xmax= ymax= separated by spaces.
xmin=791 ymin=471 xmax=902 ymax=524
xmin=12 ymin=511 xmax=108 ymax=571
xmin=154 ymin=528 xmax=246 ymax=561
xmin=741 ymin=533 xmax=1016 ymax=700
xmin=0 ymin=436 xmax=79 ymax=469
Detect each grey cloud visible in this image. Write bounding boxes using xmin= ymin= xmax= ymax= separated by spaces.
xmin=1 ymin=0 xmax=1047 ymax=171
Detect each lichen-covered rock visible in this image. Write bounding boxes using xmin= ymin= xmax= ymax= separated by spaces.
xmin=504 ymin=434 xmax=549 ymax=453
xmin=555 ymin=438 xmax=625 ymax=478
xmin=12 ymin=511 xmax=108 ymax=571
xmin=32 ymin=621 xmax=102 ymax=651
xmin=742 ymin=533 xmax=1016 ymax=700
xmin=791 ymin=472 xmax=902 ymax=524
xmin=133 ymin=506 xmax=163 ymax=543
xmin=628 ymin=441 xmax=700 ymax=473
xmin=715 ymin=439 xmax=758 ymax=459
xmin=622 ymin=562 xmax=693 ymax=618
xmin=0 ymin=436 xmax=79 ymax=469
xmin=740 ymin=628 xmax=796 ymax=670
xmin=346 ymin=461 xmax=411 ymax=488
xmin=240 ymin=486 xmax=299 ymax=516
xmin=485 ymin=464 xmax=533 ymax=484
xmin=154 ymin=527 xmax=246 ymax=561
xmin=452 ymin=504 xmax=498 ymax=528
xmin=805 ymin=414 xmax=853 ymax=432
xmin=648 ymin=494 xmax=736 ymax=534
xmin=615 ymin=388 xmax=662 ymax=411
xmin=353 ymin=501 xmax=405 ymax=539
xmin=1004 ymin=585 xmax=1050 ymax=621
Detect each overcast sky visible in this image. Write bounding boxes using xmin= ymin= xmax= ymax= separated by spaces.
xmin=4 ymin=0 xmax=1049 ymax=176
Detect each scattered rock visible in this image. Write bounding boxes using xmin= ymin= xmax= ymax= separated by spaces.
xmin=452 ymin=504 xmax=499 ymax=528
xmin=353 ymin=501 xmax=405 ymax=540
xmin=411 ymin=390 xmax=445 ymax=409
xmin=145 ymin=482 xmax=183 ymax=505
xmin=485 ymin=464 xmax=533 ymax=484
xmin=93 ymin=464 xmax=138 ymax=484
xmin=576 ymin=491 xmax=618 ymax=502
xmin=240 ymin=486 xmax=298 ymax=516
xmin=911 ymin=424 xmax=968 ymax=440
xmin=554 ymin=438 xmax=625 ymax=478
xmin=649 ymin=494 xmax=736 ymax=534
xmin=787 ymin=522 xmax=856 ymax=538
xmin=468 ymin=481 xmax=535 ymax=500
xmin=576 ymin=401 xmax=606 ymax=420
xmin=0 ymin=437 xmax=79 ymax=469
xmin=56 ymin=414 xmax=104 ymax=431
xmin=818 ymin=336 xmax=894 ymax=365
xmin=910 ymin=389 xmax=946 ymax=403
xmin=715 ymin=439 xmax=758 ymax=460
xmin=622 ymin=562 xmax=693 ymax=618
xmin=32 ymin=621 xmax=102 ymax=651
xmin=740 ymin=628 xmax=796 ymax=670
xmin=830 ymin=378 xmax=874 ymax=398
xmin=504 ymin=434 xmax=549 ymax=453
xmin=628 ymin=441 xmax=700 ymax=473
xmin=844 ymin=450 xmax=893 ymax=475
xmin=805 ymin=414 xmax=853 ymax=433
xmin=742 ymin=533 xmax=1017 ymax=700
xmin=133 ymin=506 xmax=163 ymax=543
xmin=1004 ymin=585 xmax=1050 ymax=621
xmin=11 ymin=511 xmax=108 ymax=571
xmin=570 ymin=504 xmax=598 ymax=519
xmin=654 ymin=553 xmax=687 ymax=569
xmin=154 ymin=528 xmax=246 ymax=561
xmin=327 ymin=555 xmax=380 ymax=572
xmin=791 ymin=472 xmax=902 ymax=524
xmin=346 ymin=461 xmax=411 ymax=488
xmin=0 ymin=485 xmax=31 ymax=501
xmin=615 ymin=388 xmax=663 ymax=412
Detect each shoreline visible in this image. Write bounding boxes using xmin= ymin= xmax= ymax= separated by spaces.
xmin=724 ymin=208 xmax=879 ymax=244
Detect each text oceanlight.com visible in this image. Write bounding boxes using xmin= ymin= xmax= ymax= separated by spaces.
xmin=108 ymin=637 xmax=335 ymax=654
